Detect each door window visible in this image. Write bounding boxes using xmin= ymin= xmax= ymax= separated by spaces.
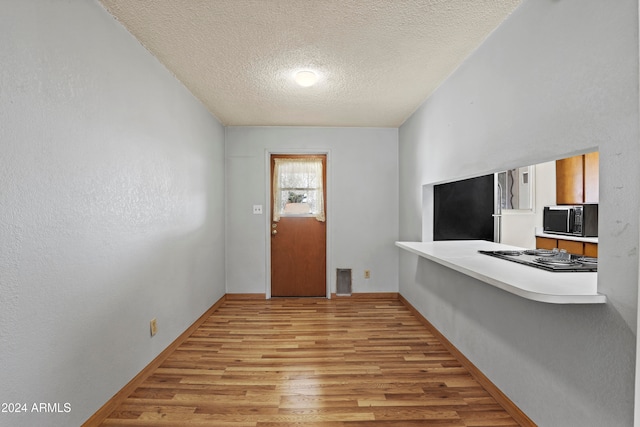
xmin=272 ymin=158 xmax=325 ymax=222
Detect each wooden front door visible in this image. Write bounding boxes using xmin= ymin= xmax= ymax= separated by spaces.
xmin=270 ymin=154 xmax=326 ymax=297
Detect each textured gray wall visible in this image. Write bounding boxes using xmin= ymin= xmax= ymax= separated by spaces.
xmin=0 ymin=2 xmax=226 ymax=425
xmin=225 ymin=126 xmax=399 ymax=295
xmin=399 ymin=0 xmax=638 ymax=425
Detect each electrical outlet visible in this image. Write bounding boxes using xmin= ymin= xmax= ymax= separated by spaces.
xmin=252 ymin=205 xmax=263 ymax=214
xmin=364 ymin=270 xmax=370 ymax=279
xmin=150 ymin=318 xmax=157 ymax=337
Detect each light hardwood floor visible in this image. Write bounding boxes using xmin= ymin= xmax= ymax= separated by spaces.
xmin=98 ymin=297 xmax=528 ymax=426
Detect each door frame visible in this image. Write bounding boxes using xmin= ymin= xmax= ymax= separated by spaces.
xmin=264 ymin=149 xmax=332 ymax=299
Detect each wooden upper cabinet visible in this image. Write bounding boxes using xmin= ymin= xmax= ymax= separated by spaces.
xmin=584 ymin=152 xmax=599 ymax=203
xmin=556 ymin=152 xmax=599 ymax=204
xmin=556 ymin=155 xmax=584 ymax=204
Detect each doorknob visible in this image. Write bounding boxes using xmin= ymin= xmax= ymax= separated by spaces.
xmin=272 ymin=229 xmax=278 ymax=235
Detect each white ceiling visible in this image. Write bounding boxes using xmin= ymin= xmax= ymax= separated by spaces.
xmin=99 ymin=0 xmax=521 ymax=127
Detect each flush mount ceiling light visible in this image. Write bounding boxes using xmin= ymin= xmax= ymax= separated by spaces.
xmin=294 ymin=70 xmax=319 ymax=87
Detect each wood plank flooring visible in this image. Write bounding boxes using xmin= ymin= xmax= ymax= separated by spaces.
xmin=99 ymin=297 xmax=523 ymax=426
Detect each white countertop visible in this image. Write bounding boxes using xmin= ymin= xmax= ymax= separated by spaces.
xmin=534 ymin=229 xmax=598 ymax=244
xmin=396 ymin=240 xmax=606 ymax=304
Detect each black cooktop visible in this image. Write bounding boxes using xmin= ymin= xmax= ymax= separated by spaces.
xmin=478 ymin=249 xmax=597 ymax=272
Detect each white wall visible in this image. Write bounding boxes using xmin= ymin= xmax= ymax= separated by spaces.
xmin=500 ymin=160 xmax=556 ymax=248
xmin=225 ymin=127 xmax=399 ymax=295
xmin=0 ymin=2 xmax=226 ymax=425
xmin=399 ymin=0 xmax=638 ymax=425
xmin=532 ymin=160 xmax=558 ymax=232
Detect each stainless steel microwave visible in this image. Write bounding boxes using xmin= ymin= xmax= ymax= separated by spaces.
xmin=543 ymin=205 xmax=598 ymax=237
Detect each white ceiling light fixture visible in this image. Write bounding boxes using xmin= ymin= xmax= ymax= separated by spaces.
xmin=294 ymin=70 xmax=319 ymax=87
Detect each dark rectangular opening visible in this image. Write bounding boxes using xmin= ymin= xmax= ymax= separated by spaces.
xmin=434 ymin=174 xmax=495 ymax=241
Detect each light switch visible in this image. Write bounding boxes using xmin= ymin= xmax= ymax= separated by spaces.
xmin=253 ymin=205 xmax=263 ymax=215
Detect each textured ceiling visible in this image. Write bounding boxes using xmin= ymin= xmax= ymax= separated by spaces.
xmin=99 ymin=0 xmax=521 ymax=127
